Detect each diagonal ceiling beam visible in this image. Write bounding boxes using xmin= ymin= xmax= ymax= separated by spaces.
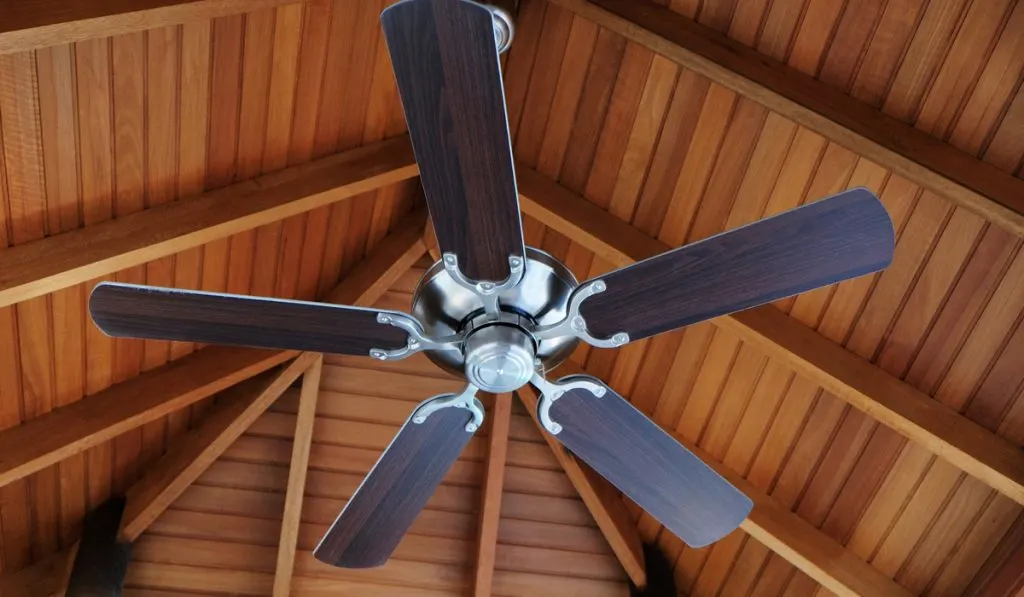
xmin=0 ymin=136 xmax=417 ymax=309
xmin=0 ymin=0 xmax=295 ymax=55
xmin=473 ymin=393 xmax=513 ymax=597
xmin=542 ymin=360 xmax=910 ymax=597
xmin=516 ymin=384 xmax=647 ymax=588
xmin=0 ymin=206 xmax=427 ymax=491
xmin=515 ymin=164 xmax=1024 ymax=505
xmin=118 ymin=353 xmax=319 ymax=542
xmin=551 ymin=0 xmax=1024 ymax=236
xmin=273 ymin=354 xmax=323 ymax=597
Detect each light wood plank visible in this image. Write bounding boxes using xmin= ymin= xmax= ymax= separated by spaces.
xmin=0 ymin=136 xmax=417 ymax=308
xmin=0 ymin=346 xmax=295 ymax=488
xmin=273 ymin=354 xmax=323 ymax=597
xmin=473 ymin=393 xmax=512 ymax=597
xmin=119 ymin=353 xmax=317 ymax=541
xmin=517 ymin=164 xmax=1024 ymax=506
xmin=550 ymin=0 xmax=1024 ymax=236
xmin=0 ymin=0 xmax=295 ymax=54
xmin=515 ymin=385 xmax=646 ymax=588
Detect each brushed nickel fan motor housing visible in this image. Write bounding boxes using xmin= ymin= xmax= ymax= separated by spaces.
xmin=411 ymin=247 xmax=579 ymax=389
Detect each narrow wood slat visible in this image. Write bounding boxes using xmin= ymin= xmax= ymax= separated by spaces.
xmin=0 ymin=346 xmax=295 ymax=488
xmin=0 ymin=0 xmax=294 ymax=54
xmin=473 ymin=393 xmax=512 ymax=597
xmin=517 ymin=163 xmax=1024 ymax=507
xmin=0 ymin=136 xmax=417 ymax=308
xmin=551 ymin=0 xmax=1024 ymax=236
xmin=118 ymin=353 xmax=317 ymax=541
xmin=515 ymin=385 xmax=646 ymax=588
xmin=273 ymin=354 xmax=323 ymax=596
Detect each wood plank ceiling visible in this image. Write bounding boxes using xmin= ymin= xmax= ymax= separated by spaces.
xmin=0 ymin=0 xmax=1023 ymax=595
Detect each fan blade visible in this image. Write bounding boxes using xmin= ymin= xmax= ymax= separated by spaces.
xmin=381 ymin=0 xmax=524 ymax=282
xmin=314 ymin=391 xmax=480 ymax=568
xmin=543 ymin=375 xmax=752 ymax=547
xmin=578 ymin=188 xmax=894 ymax=341
xmin=89 ymin=283 xmax=409 ymax=355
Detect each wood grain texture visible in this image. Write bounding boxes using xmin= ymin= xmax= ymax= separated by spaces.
xmin=0 ymin=543 xmax=78 ymax=597
xmin=382 ymin=0 xmax=524 ymax=282
xmin=89 ymin=283 xmax=409 ymax=355
xmin=0 ymin=346 xmax=294 ymax=488
xmin=517 ymin=382 xmax=647 ymax=588
xmin=273 ymin=354 xmax=323 ymax=596
xmin=579 ymin=188 xmax=895 ymax=340
xmin=473 ymin=393 xmax=511 ymax=597
xmin=548 ymin=374 xmax=751 ymax=548
xmin=551 ymin=0 xmax=1024 ymax=236
xmin=313 ymin=396 xmax=477 ymax=568
xmin=964 ymin=513 xmax=1024 ymax=596
xmin=118 ymin=353 xmax=315 ymax=541
xmin=0 ymin=0 xmax=294 ymax=54
xmin=0 ymin=136 xmax=417 ymax=308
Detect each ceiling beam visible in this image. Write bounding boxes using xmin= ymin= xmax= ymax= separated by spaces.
xmin=273 ymin=354 xmax=323 ymax=597
xmin=118 ymin=353 xmax=318 ymax=542
xmin=516 ymin=384 xmax=647 ymax=588
xmin=0 ymin=346 xmax=295 ymax=489
xmin=0 ymin=0 xmax=295 ymax=55
xmin=0 ymin=136 xmax=417 ymax=309
xmin=516 ymin=164 xmax=1024 ymax=506
xmin=473 ymin=393 xmax=513 ymax=597
xmin=551 ymin=0 xmax=1024 ymax=236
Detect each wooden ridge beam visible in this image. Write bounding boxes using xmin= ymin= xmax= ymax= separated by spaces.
xmin=0 ymin=136 xmax=417 ymax=309
xmin=273 ymin=354 xmax=323 ymax=597
xmin=551 ymin=0 xmax=1024 ymax=236
xmin=0 ymin=0 xmax=295 ymax=55
xmin=473 ymin=393 xmax=513 ymax=597
xmin=516 ymin=164 xmax=1024 ymax=505
xmin=516 ymin=384 xmax=647 ymax=588
xmin=119 ymin=353 xmax=319 ymax=541
xmin=0 ymin=346 xmax=295 ymax=488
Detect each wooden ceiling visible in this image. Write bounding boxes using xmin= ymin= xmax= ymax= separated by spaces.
xmin=0 ymin=0 xmax=1023 ymax=595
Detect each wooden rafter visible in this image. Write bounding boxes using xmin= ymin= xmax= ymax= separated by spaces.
xmin=0 ymin=346 xmax=295 ymax=488
xmin=119 ymin=353 xmax=319 ymax=542
xmin=516 ymin=163 xmax=1024 ymax=506
xmin=516 ymin=384 xmax=647 ymax=588
xmin=273 ymin=354 xmax=324 ymax=597
xmin=550 ymin=0 xmax=1024 ymax=236
xmin=473 ymin=393 xmax=513 ymax=597
xmin=0 ymin=0 xmax=294 ymax=54
xmin=0 ymin=136 xmax=417 ymax=309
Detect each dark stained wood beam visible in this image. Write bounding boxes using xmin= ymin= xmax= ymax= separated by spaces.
xmin=66 ymin=499 xmax=132 ymax=596
xmin=551 ymin=0 xmax=1024 ymax=236
xmin=516 ymin=384 xmax=647 ymax=588
xmin=0 ymin=136 xmax=417 ymax=308
xmin=0 ymin=346 xmax=296 ymax=488
xmin=473 ymin=393 xmax=512 ymax=597
xmin=0 ymin=0 xmax=294 ymax=54
xmin=516 ymin=164 xmax=1024 ymax=506
xmin=273 ymin=354 xmax=323 ymax=597
xmin=118 ymin=353 xmax=319 ymax=541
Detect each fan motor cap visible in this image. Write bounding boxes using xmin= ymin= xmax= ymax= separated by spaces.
xmin=463 ymin=324 xmax=535 ymax=393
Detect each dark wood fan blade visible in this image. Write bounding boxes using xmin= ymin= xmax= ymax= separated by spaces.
xmin=89 ymin=283 xmax=409 ymax=355
xmin=381 ymin=0 xmax=524 ymax=282
xmin=578 ymin=188 xmax=894 ymax=341
xmin=314 ymin=398 xmax=476 ymax=568
xmin=549 ymin=375 xmax=752 ymax=547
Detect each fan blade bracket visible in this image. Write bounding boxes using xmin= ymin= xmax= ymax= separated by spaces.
xmin=442 ymin=252 xmax=525 ymax=318
xmin=529 ymin=373 xmax=606 ymax=435
xmin=533 ymin=279 xmax=630 ymax=348
xmin=411 ymin=383 xmax=484 ymax=433
xmin=369 ymin=311 xmax=463 ymax=362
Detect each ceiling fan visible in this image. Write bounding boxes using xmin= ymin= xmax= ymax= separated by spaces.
xmin=88 ymin=0 xmax=894 ymax=570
